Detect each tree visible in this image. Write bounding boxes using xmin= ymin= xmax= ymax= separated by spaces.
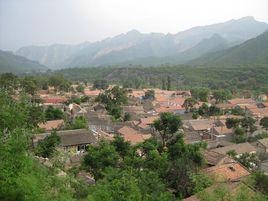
xmin=241 ymin=116 xmax=256 ymax=134
xmin=161 ymin=78 xmax=166 ymax=90
xmin=212 ymin=89 xmax=232 ymax=103
xmin=93 ymin=79 xmax=109 ymax=90
xmin=235 ymin=153 xmax=259 ymax=170
xmin=233 ymin=127 xmax=246 ymax=143
xmin=48 ymin=75 xmax=70 ymax=92
xmin=260 ymin=117 xmax=268 ymax=130
xmin=88 ymin=170 xmax=142 ymax=201
xmin=45 ymin=105 xmax=64 ymax=120
xmin=35 ymin=130 xmax=61 ymax=158
xmin=226 ymin=118 xmax=241 ymax=129
xmin=0 ymin=73 xmax=18 ymax=93
xmin=197 ymin=104 xmax=221 ymax=117
xmin=183 ymin=98 xmax=198 ymax=112
xmin=191 ymin=88 xmax=210 ymax=102
xmin=165 ymin=135 xmax=207 ymax=197
xmin=67 ymin=116 xmax=88 ymax=129
xmin=167 ymin=76 xmax=171 ymax=91
xmin=144 ymin=90 xmax=155 ymax=100
xmin=21 ymin=76 xmax=38 ymax=95
xmin=83 ymin=140 xmax=119 ymax=180
xmin=96 ymin=86 xmax=128 ymax=119
xmin=111 ymin=135 xmax=132 ymax=159
xmin=253 ymin=171 xmax=268 ymax=195
xmin=152 ymin=112 xmax=182 ymax=148
xmin=123 ymin=112 xmax=131 ymax=122
xmin=76 ymin=84 xmax=85 ymax=93
xmin=0 ymin=92 xmax=45 ymax=132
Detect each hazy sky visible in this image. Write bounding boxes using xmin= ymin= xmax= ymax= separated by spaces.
xmin=0 ymin=0 xmax=268 ymax=51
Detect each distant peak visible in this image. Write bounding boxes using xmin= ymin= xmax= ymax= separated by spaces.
xmin=237 ymin=16 xmax=256 ymax=21
xmin=126 ymin=29 xmax=141 ymax=35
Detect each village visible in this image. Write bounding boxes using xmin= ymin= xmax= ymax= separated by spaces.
xmin=30 ymin=81 xmax=268 ymax=200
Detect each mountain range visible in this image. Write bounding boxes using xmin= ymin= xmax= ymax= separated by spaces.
xmin=189 ymin=31 xmax=268 ymax=66
xmin=15 ymin=16 xmax=268 ymax=69
xmin=0 ymin=50 xmax=47 ymax=73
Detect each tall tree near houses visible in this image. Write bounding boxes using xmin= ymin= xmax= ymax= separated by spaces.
xmin=167 ymin=76 xmax=171 ymax=91
xmin=161 ymin=78 xmax=166 ymax=90
xmin=183 ymin=98 xmax=197 ymax=112
xmin=152 ymin=112 xmax=182 ymax=148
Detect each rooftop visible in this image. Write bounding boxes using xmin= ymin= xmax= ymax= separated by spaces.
xmin=203 ymin=162 xmax=250 ymax=181
xmin=258 ymin=138 xmax=268 ymax=148
xmin=34 ymin=129 xmax=97 ymax=147
xmin=211 ymin=142 xmax=256 ymax=155
xmin=228 ymin=98 xmax=256 ymax=105
xmin=38 ymin=119 xmax=64 ymax=131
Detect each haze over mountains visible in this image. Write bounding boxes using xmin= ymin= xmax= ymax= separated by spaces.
xmin=14 ymin=16 xmax=268 ymax=69
xmin=0 ymin=50 xmax=47 ymax=73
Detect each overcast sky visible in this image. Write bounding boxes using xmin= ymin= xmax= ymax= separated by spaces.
xmin=0 ymin=0 xmax=268 ymax=51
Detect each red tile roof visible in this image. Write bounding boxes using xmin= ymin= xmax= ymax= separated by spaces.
xmin=117 ymin=126 xmax=151 ymax=144
xmin=38 ymin=120 xmax=64 ymax=131
xmin=42 ymin=97 xmax=68 ymax=104
xmin=203 ymin=162 xmax=250 ymax=181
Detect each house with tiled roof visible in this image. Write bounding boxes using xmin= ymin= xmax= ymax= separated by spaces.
xmin=33 ymin=129 xmax=97 ymax=154
xmin=42 ymin=96 xmax=68 ymax=105
xmin=138 ymin=116 xmax=159 ymax=130
xmin=248 ymin=108 xmax=268 ymax=118
xmin=117 ymin=126 xmax=151 ymax=144
xmin=203 ymin=150 xmax=235 ymax=167
xmin=155 ymin=105 xmax=185 ymax=114
xmin=83 ymin=89 xmax=102 ymax=96
xmin=211 ymin=126 xmax=233 ymax=141
xmin=187 ymin=119 xmax=214 ymax=139
xmin=256 ymin=138 xmax=268 ymax=153
xmin=203 ymin=161 xmax=250 ymax=182
xmin=216 ymin=103 xmax=235 ymax=110
xmin=228 ymin=98 xmax=256 ymax=105
xmin=38 ymin=119 xmax=64 ymax=131
xmin=210 ymin=142 xmax=256 ymax=156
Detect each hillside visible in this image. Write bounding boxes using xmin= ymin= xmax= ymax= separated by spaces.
xmin=0 ymin=50 xmax=47 ymax=73
xmin=189 ymin=31 xmax=268 ymax=66
xmin=16 ymin=17 xmax=268 ymax=68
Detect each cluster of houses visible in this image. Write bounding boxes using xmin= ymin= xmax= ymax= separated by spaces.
xmin=32 ymin=84 xmax=268 ymax=193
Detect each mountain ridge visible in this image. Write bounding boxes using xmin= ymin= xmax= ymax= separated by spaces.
xmin=15 ymin=16 xmax=268 ymax=68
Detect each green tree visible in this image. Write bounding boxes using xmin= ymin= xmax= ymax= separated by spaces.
xmin=233 ymin=127 xmax=246 ymax=143
xmin=21 ymin=76 xmax=38 ymax=95
xmin=111 ymin=135 xmax=132 ymax=159
xmin=76 ymin=84 xmax=85 ymax=93
xmin=226 ymin=118 xmax=241 ymax=129
xmin=212 ymin=89 xmax=232 ymax=103
xmin=35 ymin=130 xmax=61 ymax=158
xmin=83 ymin=140 xmax=119 ymax=180
xmin=152 ymin=112 xmax=182 ymax=148
xmin=0 ymin=92 xmax=45 ymax=132
xmin=161 ymin=78 xmax=166 ymax=90
xmin=96 ymin=86 xmax=127 ymax=119
xmin=241 ymin=116 xmax=256 ymax=134
xmin=167 ymin=76 xmax=171 ymax=91
xmin=123 ymin=112 xmax=131 ymax=122
xmin=144 ymin=90 xmax=155 ymax=100
xmin=0 ymin=73 xmax=18 ymax=93
xmin=183 ymin=98 xmax=198 ymax=112
xmin=253 ymin=171 xmax=268 ymax=195
xmin=67 ymin=116 xmax=88 ymax=129
xmin=191 ymin=88 xmax=210 ymax=102
xmin=260 ymin=117 xmax=268 ymax=130
xmin=45 ymin=105 xmax=64 ymax=120
xmin=88 ymin=170 xmax=142 ymax=201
